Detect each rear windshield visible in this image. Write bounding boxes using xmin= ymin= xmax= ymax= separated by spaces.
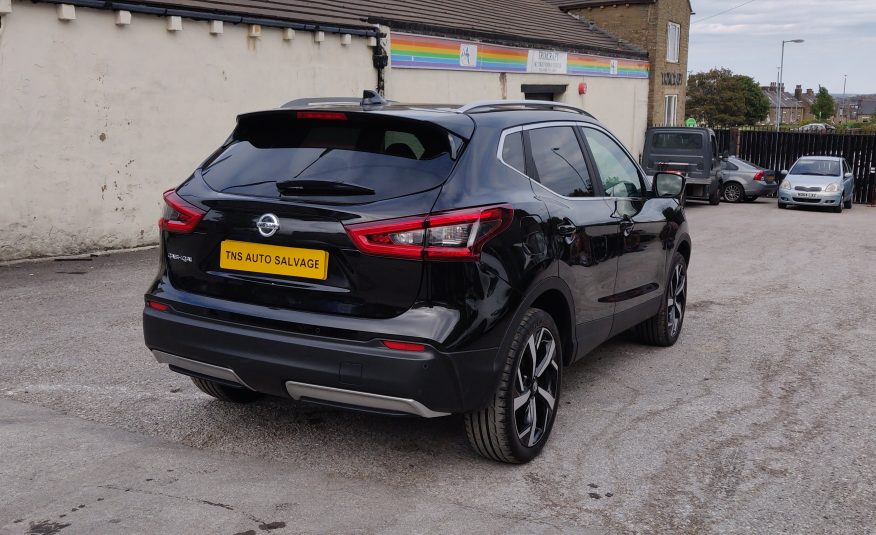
xmin=789 ymin=159 xmax=840 ymax=176
xmin=200 ymin=113 xmax=458 ymax=202
xmin=651 ymin=133 xmax=704 ymax=150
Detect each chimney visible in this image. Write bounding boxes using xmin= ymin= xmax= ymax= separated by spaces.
xmin=806 ymin=88 xmax=814 ymax=97
xmin=794 ymin=85 xmax=802 ymax=99
xmin=770 ymin=82 xmax=777 ymax=89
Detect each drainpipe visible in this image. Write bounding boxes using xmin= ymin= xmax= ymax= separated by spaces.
xmin=372 ymin=25 xmax=388 ymax=96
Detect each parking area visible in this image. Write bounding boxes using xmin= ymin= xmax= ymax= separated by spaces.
xmin=1 ymin=200 xmax=875 ymax=534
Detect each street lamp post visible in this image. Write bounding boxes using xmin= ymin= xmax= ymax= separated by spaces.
xmin=777 ymin=39 xmax=804 ymax=131
xmin=842 ymin=74 xmax=847 ymax=120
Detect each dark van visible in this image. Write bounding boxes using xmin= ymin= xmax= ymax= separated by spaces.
xmin=642 ymin=127 xmax=722 ymax=205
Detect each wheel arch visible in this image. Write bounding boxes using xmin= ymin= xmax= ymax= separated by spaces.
xmin=510 ymin=277 xmax=577 ymax=367
xmin=675 ymin=235 xmax=692 ymax=268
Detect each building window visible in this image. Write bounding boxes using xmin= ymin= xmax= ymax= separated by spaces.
xmin=667 ymin=22 xmax=680 ymax=63
xmin=664 ymin=95 xmax=678 ymax=126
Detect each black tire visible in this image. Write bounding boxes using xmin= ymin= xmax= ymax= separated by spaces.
xmin=722 ymin=182 xmax=745 ymax=203
xmin=778 ymin=202 xmax=787 ymax=209
xmin=844 ymin=195 xmax=853 ymax=209
xmin=743 ymin=196 xmax=758 ymax=203
xmin=465 ymin=308 xmax=562 ymax=464
xmin=190 ymin=377 xmax=260 ymax=403
xmin=834 ymin=199 xmax=843 ymax=213
xmin=635 ymin=252 xmax=687 ymax=347
xmin=709 ymin=183 xmax=721 ymax=205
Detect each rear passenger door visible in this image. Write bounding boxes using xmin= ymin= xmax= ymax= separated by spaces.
xmin=523 ymin=124 xmax=620 ymax=357
xmin=580 ymin=125 xmax=668 ymax=335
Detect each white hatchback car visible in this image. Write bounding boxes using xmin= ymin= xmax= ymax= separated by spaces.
xmin=778 ymin=156 xmax=855 ymax=212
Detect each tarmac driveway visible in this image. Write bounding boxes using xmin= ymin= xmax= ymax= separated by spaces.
xmin=1 ymin=200 xmax=875 ymax=534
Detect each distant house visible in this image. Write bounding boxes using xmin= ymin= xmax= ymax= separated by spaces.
xmin=761 ymin=83 xmax=815 ymax=125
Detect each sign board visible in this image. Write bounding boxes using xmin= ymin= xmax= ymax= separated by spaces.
xmin=459 ymin=44 xmax=478 ymax=67
xmin=527 ymin=50 xmax=568 ymax=74
xmin=686 ymin=117 xmax=697 ymax=127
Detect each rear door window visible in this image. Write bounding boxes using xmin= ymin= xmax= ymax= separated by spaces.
xmin=527 ymin=126 xmax=594 ymax=198
xmin=501 ymin=131 xmax=526 ymax=175
xmin=200 ymin=113 xmax=459 ymax=203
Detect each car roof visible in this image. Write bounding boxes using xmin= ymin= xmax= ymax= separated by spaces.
xmin=795 ymin=155 xmax=842 ymax=161
xmin=244 ymin=98 xmax=604 ymax=139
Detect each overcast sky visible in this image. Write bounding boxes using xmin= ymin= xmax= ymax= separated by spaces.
xmin=688 ymin=0 xmax=876 ymax=95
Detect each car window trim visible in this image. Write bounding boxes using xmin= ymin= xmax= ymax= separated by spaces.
xmin=496 ymin=121 xmax=606 ymax=201
xmin=578 ymin=124 xmax=648 ymax=200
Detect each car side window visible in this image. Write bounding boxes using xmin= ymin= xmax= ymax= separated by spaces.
xmin=501 ymin=131 xmax=526 ymax=175
xmin=581 ymin=128 xmax=643 ymax=198
xmin=723 ymin=161 xmax=738 ymax=171
xmin=527 ymin=126 xmax=594 ymax=198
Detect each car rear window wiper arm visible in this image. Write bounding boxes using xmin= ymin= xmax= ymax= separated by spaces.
xmin=276 ymin=180 xmax=375 ymax=196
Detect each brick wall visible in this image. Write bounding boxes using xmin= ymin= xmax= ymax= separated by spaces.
xmin=570 ymin=0 xmax=691 ymax=129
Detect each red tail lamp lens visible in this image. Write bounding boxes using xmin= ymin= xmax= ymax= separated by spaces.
xmin=147 ymin=300 xmax=169 ymax=312
xmin=753 ymin=171 xmax=764 ymax=181
xmin=345 ymin=205 xmax=513 ymax=261
xmin=382 ymin=340 xmax=426 ymax=352
xmin=296 ymin=111 xmax=347 ymax=120
xmin=159 ymin=189 xmax=206 ymax=234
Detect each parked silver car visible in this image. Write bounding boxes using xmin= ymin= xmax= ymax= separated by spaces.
xmin=720 ymin=156 xmax=778 ymax=202
xmin=777 ymin=156 xmax=855 ymax=212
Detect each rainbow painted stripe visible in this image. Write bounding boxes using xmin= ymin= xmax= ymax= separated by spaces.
xmin=390 ymin=33 xmax=649 ymax=79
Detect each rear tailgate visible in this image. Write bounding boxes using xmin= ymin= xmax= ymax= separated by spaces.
xmin=164 ymin=109 xmax=471 ymax=319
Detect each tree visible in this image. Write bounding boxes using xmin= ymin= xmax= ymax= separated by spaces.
xmin=809 ymin=86 xmax=835 ymax=120
xmin=686 ymin=68 xmax=770 ymax=126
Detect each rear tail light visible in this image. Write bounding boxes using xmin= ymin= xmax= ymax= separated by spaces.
xmin=753 ymin=171 xmax=765 ymax=181
xmin=345 ymin=205 xmax=513 ymax=261
xmin=159 ymin=189 xmax=206 ymax=234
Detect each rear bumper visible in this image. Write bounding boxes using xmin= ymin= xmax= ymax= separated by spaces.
xmin=745 ymin=182 xmax=778 ymax=196
xmin=143 ymin=305 xmax=500 ymax=416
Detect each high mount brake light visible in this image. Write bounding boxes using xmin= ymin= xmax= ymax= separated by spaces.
xmin=296 ymin=111 xmax=347 ymax=120
xmin=345 ymin=205 xmax=514 ymax=261
xmin=159 ymin=189 xmax=206 ymax=234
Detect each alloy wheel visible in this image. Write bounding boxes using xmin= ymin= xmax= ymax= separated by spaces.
xmin=724 ymin=183 xmax=743 ymax=202
xmin=512 ymin=327 xmax=559 ymax=448
xmin=667 ymin=263 xmax=687 ymax=337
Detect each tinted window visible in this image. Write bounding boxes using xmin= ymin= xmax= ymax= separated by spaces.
xmin=528 ymin=127 xmax=593 ymax=198
xmin=502 ymin=131 xmax=526 ymax=175
xmin=582 ymin=128 xmax=643 ymax=198
xmin=652 ymin=132 xmax=704 ymax=150
xmin=200 ymin=114 xmax=458 ymax=202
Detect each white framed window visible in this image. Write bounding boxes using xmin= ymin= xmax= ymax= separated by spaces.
xmin=664 ymin=95 xmax=678 ymax=126
xmin=667 ymin=22 xmax=680 ymax=63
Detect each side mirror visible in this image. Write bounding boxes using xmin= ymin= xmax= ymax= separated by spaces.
xmin=653 ymin=172 xmax=685 ymax=198
xmin=844 ymin=172 xmax=853 ymax=179
xmin=780 ymin=170 xmax=789 ymax=176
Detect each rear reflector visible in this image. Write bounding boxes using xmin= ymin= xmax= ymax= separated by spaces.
xmin=147 ymin=300 xmax=169 ymax=311
xmin=159 ymin=189 xmax=206 ymax=234
xmin=296 ymin=111 xmax=347 ymax=121
xmin=382 ymin=340 xmax=426 ymax=352
xmin=345 ymin=205 xmax=513 ymax=261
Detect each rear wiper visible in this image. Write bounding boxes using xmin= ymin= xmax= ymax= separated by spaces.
xmin=276 ymin=180 xmax=375 ymax=196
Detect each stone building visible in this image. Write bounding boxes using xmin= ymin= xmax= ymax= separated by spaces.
xmin=546 ymin=0 xmax=693 ymax=126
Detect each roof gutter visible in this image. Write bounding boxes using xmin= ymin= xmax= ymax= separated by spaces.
xmin=31 ymin=0 xmax=385 ymax=37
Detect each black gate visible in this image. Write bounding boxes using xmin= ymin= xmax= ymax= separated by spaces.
xmin=713 ymin=128 xmax=876 ymax=204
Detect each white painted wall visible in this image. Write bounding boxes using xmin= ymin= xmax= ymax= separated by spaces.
xmin=387 ymin=69 xmax=649 ymax=155
xmin=0 ymin=3 xmax=649 ymax=260
xmin=0 ymin=2 xmax=376 ymax=260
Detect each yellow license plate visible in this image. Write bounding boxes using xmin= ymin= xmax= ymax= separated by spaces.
xmin=220 ymin=240 xmax=329 ymax=280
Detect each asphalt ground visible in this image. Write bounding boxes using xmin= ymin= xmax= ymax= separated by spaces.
xmin=1 ymin=199 xmax=875 ymax=534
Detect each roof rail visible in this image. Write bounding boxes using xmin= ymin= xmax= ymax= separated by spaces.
xmin=457 ymin=100 xmax=594 ymax=118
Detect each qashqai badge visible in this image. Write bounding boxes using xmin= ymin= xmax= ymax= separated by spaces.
xmin=256 ymin=213 xmax=280 ymax=237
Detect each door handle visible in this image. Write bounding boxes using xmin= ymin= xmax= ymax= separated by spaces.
xmin=556 ymin=222 xmax=577 ymax=236
xmin=620 ymin=217 xmax=635 ymax=237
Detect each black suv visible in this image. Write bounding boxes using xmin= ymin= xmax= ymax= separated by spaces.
xmin=143 ymin=94 xmax=691 ymax=463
